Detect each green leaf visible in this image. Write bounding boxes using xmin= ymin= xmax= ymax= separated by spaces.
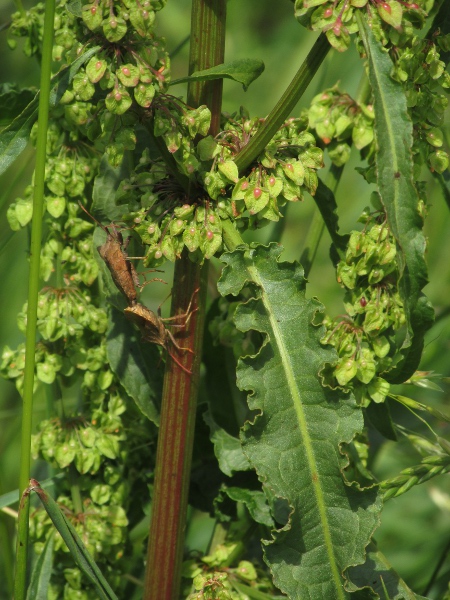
xmin=314 ymin=177 xmax=349 ymax=258
xmin=357 ymin=17 xmax=434 ymax=383
xmin=26 ymin=531 xmax=54 ymax=600
xmin=92 ymin=154 xmax=131 ymax=221
xmin=0 ymin=474 xmax=64 ymax=510
xmin=0 ymin=46 xmax=100 ymax=176
xmin=28 ymin=481 xmax=118 ymax=600
xmin=66 ymin=0 xmax=82 ymax=17
xmin=170 ymin=59 xmax=265 ymax=91
xmin=107 ymin=308 xmax=162 ymax=425
xmin=218 ymin=243 xmax=381 ymax=599
xmin=222 ymin=486 xmax=274 ymax=528
xmin=347 ymin=542 xmax=431 ymax=599
xmin=0 ymin=86 xmax=36 ymax=127
xmin=203 ymin=409 xmax=251 ymax=477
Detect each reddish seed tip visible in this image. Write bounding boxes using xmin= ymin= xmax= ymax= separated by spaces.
xmin=208 ymin=215 xmax=215 ymax=223
xmin=155 ymin=250 xmax=162 ymax=259
xmin=110 ymin=19 xmax=117 ymax=28
xmin=269 ymin=176 xmax=276 ymax=186
xmin=333 ymin=24 xmax=341 ymax=35
xmin=360 ymin=297 xmax=367 ymax=307
xmin=122 ymin=67 xmax=131 ymax=77
xmin=114 ymin=92 xmax=122 ymax=101
xmin=381 ymin=2 xmax=391 ymax=12
xmin=253 ymin=187 xmax=262 ymax=199
xmin=91 ymin=6 xmax=96 ymax=14
xmin=96 ymin=61 xmax=102 ymax=69
xmin=324 ymin=7 xmax=333 ymax=17
xmin=189 ymin=228 xmax=196 ymax=236
xmin=322 ymin=137 xmax=331 ymax=145
xmin=206 ymin=230 xmax=214 ymax=240
xmin=286 ymin=163 xmax=294 ymax=171
xmin=241 ymin=181 xmax=249 ymax=190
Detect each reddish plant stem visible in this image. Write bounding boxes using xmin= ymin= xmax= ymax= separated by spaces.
xmin=143 ymin=1 xmax=226 ymax=599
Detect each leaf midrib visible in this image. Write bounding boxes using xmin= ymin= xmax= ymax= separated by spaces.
xmin=248 ymin=263 xmax=346 ymax=600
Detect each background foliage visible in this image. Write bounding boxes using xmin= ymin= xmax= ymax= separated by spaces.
xmin=1 ymin=0 xmax=450 ymax=597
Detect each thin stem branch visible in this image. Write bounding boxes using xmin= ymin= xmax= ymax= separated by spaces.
xmin=234 ymin=34 xmax=330 ymax=173
xmin=14 ymin=2 xmax=56 ymax=599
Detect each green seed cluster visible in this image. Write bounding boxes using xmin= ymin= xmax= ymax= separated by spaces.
xmin=391 ymin=33 xmax=450 ymax=174
xmin=295 ymin=0 xmax=431 ymax=53
xmin=322 ymin=210 xmax=405 ymax=404
xmin=306 ymin=86 xmax=375 ymax=166
xmin=113 ymin=110 xmax=323 ymax=268
xmin=183 ymin=549 xmax=278 ymax=599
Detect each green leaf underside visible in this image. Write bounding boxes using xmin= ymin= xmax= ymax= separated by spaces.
xmin=106 ymin=309 xmax=162 ymax=425
xmin=0 ymin=86 xmax=36 ymax=127
xmin=0 ymin=46 xmax=100 ymax=176
xmin=357 ymin=17 xmax=433 ymax=382
xmin=347 ymin=542 xmax=431 ymax=599
xmin=218 ymin=244 xmax=381 ymax=600
xmin=31 ymin=483 xmax=118 ymax=600
xmin=170 ymin=59 xmax=265 ymax=91
xmin=314 ymin=177 xmax=349 ymax=257
xmin=26 ymin=531 xmax=54 ymax=600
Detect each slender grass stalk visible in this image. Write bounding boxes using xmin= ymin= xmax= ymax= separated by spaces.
xmin=13 ymin=2 xmax=56 ymax=599
xmin=142 ymin=1 xmax=226 ymax=598
xmin=234 ymin=34 xmax=330 ymax=173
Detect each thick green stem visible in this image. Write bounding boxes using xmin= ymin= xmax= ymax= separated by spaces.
xmin=14 ymin=2 xmax=55 ymax=599
xmin=234 ymin=34 xmax=330 ymax=173
xmin=143 ymin=2 xmax=226 ymax=599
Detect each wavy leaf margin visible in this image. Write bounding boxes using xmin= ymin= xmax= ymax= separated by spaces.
xmin=218 ymin=243 xmax=381 ymax=599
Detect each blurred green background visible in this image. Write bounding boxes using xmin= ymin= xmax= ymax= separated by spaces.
xmin=1 ymin=0 xmax=450 ymax=597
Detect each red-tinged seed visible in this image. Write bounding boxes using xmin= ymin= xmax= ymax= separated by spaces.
xmin=115 ymin=92 xmax=122 ymax=101
xmin=96 ymin=61 xmax=102 ymax=69
xmin=91 ymin=6 xmax=96 ymax=14
xmin=286 ymin=163 xmax=294 ymax=171
xmin=333 ymin=24 xmax=341 ymax=35
xmin=176 ymin=219 xmax=183 ymax=227
xmin=148 ymin=225 xmax=155 ymax=234
xmin=241 ymin=181 xmax=249 ymax=190
xmin=269 ymin=176 xmax=276 ymax=186
xmin=134 ymin=217 xmax=141 ymax=223
xmin=206 ymin=230 xmax=214 ymax=240
xmin=208 ymin=215 xmax=215 ymax=223
xmin=254 ymin=187 xmax=262 ymax=199
xmin=182 ymin=204 xmax=190 ymax=210
xmin=322 ymin=137 xmax=331 ymax=145
xmin=142 ymin=10 xmax=148 ymax=18
xmin=324 ymin=7 xmax=333 ymax=17
xmin=122 ymin=67 xmax=131 ymax=77
xmin=409 ymin=2 xmax=419 ymax=7
xmin=382 ymin=2 xmax=391 ymax=12
xmin=189 ymin=228 xmax=196 ymax=236
xmin=110 ymin=19 xmax=117 ymax=28
xmin=360 ymin=297 xmax=367 ymax=307
xmin=155 ymin=250 xmax=162 ymax=259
